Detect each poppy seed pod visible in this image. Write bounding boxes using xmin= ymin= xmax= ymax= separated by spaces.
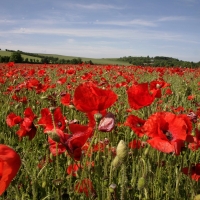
xmin=94 ymin=113 xmax=103 ymax=123
xmin=116 ymin=140 xmax=128 ymax=161
xmin=98 ymin=112 xmax=115 ymax=132
xmin=47 ymin=130 xmax=60 ymax=143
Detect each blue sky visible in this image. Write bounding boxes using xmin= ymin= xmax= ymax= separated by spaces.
xmin=0 ymin=0 xmax=200 ymax=62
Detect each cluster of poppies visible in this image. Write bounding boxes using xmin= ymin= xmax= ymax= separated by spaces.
xmin=1 ymin=68 xmax=200 ymax=196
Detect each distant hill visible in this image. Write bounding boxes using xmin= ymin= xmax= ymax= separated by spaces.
xmin=0 ymin=49 xmax=130 ymax=65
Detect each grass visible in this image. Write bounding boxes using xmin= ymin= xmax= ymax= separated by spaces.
xmin=0 ymin=50 xmax=42 ymax=62
xmin=38 ymin=53 xmax=130 ymax=65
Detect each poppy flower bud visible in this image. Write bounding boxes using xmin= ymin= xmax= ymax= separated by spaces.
xmin=137 ymin=177 xmax=145 ymax=190
xmin=187 ymin=112 xmax=197 ymax=123
xmin=98 ymin=112 xmax=115 ymax=132
xmin=42 ymin=181 xmax=46 ymax=188
xmin=69 ymin=105 xmax=75 ymax=109
xmin=116 ymin=140 xmax=128 ymax=161
xmin=47 ymin=130 xmax=60 ymax=143
xmin=109 ymin=183 xmax=117 ymax=193
xmin=112 ymin=156 xmax=121 ymax=169
xmin=194 ymin=195 xmax=200 ymax=200
xmin=15 ymin=104 xmax=20 ymax=109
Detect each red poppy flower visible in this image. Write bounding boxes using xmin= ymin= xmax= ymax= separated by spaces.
xmin=38 ymin=69 xmax=46 ymax=77
xmin=143 ymin=112 xmax=192 ymax=155
xmin=188 ymin=128 xmax=200 ymax=151
xmin=182 ymin=163 xmax=200 ymax=181
xmin=38 ymin=107 xmax=66 ymax=132
xmin=124 ymin=115 xmax=146 ymax=137
xmin=60 ymin=93 xmax=71 ymax=106
xmin=64 ymin=125 xmax=93 ymax=160
xmin=73 ymin=82 xmax=118 ymax=113
xmin=128 ymin=139 xmax=145 ymax=149
xmin=0 ymin=145 xmax=21 ymax=195
xmin=6 ymin=113 xmax=22 ymax=127
xmin=67 ymin=68 xmax=76 ymax=75
xmin=47 ymin=125 xmax=93 ymax=160
xmin=26 ymin=78 xmax=40 ymax=89
xmin=66 ymin=163 xmax=80 ymax=177
xmin=149 ymin=79 xmax=169 ymax=98
xmin=57 ymin=77 xmax=67 ymax=85
xmin=165 ymin=88 xmax=173 ymax=95
xmin=6 ymin=108 xmax=37 ymax=140
xmin=7 ymin=62 xmax=14 ymax=67
xmin=48 ymin=136 xmax=67 ymax=156
xmin=188 ymin=95 xmax=195 ymax=100
xmin=127 ymin=82 xmax=156 ymax=110
xmin=74 ymin=178 xmax=95 ymax=197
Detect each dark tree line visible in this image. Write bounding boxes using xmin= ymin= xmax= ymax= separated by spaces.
xmin=119 ymin=56 xmax=200 ymax=68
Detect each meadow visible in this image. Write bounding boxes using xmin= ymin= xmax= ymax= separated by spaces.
xmin=1 ymin=62 xmax=200 ymax=200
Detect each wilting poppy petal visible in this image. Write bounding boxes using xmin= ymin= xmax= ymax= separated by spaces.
xmin=0 ymin=145 xmax=21 ymax=195
xmin=98 ymin=112 xmax=115 ymax=132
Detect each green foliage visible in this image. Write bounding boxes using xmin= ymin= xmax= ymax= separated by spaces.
xmin=9 ymin=51 xmax=23 ymax=63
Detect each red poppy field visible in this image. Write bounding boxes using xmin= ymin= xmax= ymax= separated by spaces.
xmin=1 ymin=62 xmax=200 ymax=200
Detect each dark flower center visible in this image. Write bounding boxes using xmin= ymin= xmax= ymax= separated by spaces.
xmin=136 ymin=123 xmax=141 ymax=127
xmin=163 ymin=130 xmax=173 ymax=141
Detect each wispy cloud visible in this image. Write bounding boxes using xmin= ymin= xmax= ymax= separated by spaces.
xmin=0 ymin=27 xmax=183 ymax=42
xmin=158 ymin=16 xmax=187 ymax=22
xmin=94 ymin=19 xmax=157 ymax=27
xmin=0 ymin=19 xmax=15 ymax=24
xmin=67 ymin=3 xmax=124 ymax=10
